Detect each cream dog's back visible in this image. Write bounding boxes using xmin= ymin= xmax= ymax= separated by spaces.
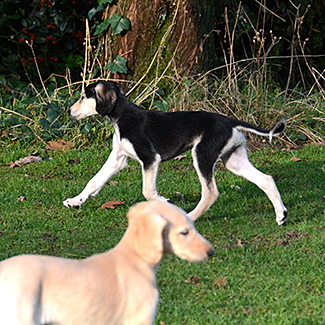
xmin=0 ymin=254 xmax=158 ymax=325
xmin=0 ymin=201 xmax=213 ymax=325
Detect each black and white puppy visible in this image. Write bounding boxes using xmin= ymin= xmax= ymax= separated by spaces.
xmin=64 ymin=80 xmax=288 ymax=225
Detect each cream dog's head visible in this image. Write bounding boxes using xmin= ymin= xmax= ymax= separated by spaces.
xmin=126 ymin=201 xmax=214 ymax=266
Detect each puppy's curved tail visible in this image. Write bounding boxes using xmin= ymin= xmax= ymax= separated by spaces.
xmin=235 ymin=118 xmax=287 ymax=143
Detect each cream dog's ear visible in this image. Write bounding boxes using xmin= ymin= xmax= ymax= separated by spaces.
xmin=127 ymin=202 xmax=151 ymax=219
xmin=128 ymin=205 xmax=168 ymax=267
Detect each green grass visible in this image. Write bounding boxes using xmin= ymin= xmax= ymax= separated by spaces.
xmin=0 ymin=142 xmax=324 ymax=324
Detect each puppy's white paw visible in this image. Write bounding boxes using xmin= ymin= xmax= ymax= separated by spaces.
xmin=276 ymin=209 xmax=288 ymax=226
xmin=63 ymin=196 xmax=84 ymax=208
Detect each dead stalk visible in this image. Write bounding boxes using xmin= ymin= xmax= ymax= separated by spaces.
xmin=26 ymin=41 xmax=50 ymax=101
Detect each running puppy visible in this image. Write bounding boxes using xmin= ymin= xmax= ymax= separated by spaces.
xmin=0 ymin=201 xmax=214 ymax=325
xmin=64 ymin=80 xmax=288 ymax=225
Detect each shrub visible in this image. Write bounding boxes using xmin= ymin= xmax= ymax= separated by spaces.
xmin=0 ymin=0 xmax=93 ymax=86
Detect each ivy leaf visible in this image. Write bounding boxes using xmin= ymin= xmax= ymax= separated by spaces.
xmin=21 ymin=19 xmax=27 ymax=27
xmin=94 ymin=18 xmax=111 ymax=36
xmin=39 ymin=118 xmax=51 ymax=130
xmin=107 ymin=55 xmax=128 ymax=74
xmin=155 ymin=100 xmax=169 ymax=111
xmin=34 ymin=36 xmax=47 ymax=43
xmin=59 ymin=21 xmax=67 ymax=31
xmin=98 ymin=0 xmax=114 ymax=4
xmin=94 ymin=14 xmax=130 ymax=36
xmin=81 ymin=123 xmax=94 ymax=134
xmin=46 ymin=109 xmax=58 ymax=123
xmin=108 ymin=14 xmax=130 ymax=35
xmin=297 ymin=132 xmax=307 ymax=141
xmin=88 ymin=5 xmax=103 ymax=20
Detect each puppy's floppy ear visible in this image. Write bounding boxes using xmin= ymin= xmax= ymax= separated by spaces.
xmin=114 ymin=82 xmax=125 ymax=96
xmin=94 ymin=82 xmax=119 ymax=116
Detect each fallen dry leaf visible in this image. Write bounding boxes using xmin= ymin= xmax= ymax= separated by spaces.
xmin=18 ymin=196 xmax=27 ymax=202
xmin=214 ymin=277 xmax=228 ymax=289
xmin=286 ymin=230 xmax=309 ymax=238
xmin=276 ymin=239 xmax=287 ymax=246
xmin=290 ymin=156 xmax=302 ymax=162
xmin=39 ymin=233 xmax=58 ymax=242
xmin=47 ymin=139 xmax=75 ymax=151
xmin=190 ymin=275 xmax=201 ymax=285
xmin=100 ymin=200 xmax=125 ymax=210
xmin=9 ymin=155 xmax=43 ymax=168
xmin=68 ymin=158 xmax=81 ymax=165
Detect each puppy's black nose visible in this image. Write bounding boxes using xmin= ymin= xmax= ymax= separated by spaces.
xmin=207 ymin=247 xmax=215 ymax=258
xmin=68 ymin=108 xmax=71 ymax=115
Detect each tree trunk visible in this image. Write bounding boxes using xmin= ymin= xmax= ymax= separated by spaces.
xmin=104 ymin=0 xmax=218 ymax=84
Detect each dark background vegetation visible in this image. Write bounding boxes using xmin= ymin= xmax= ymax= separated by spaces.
xmin=0 ymin=0 xmax=324 ymax=146
xmin=1 ymin=0 xmax=325 ymax=88
xmin=215 ymin=0 xmax=325 ymax=88
xmin=0 ymin=0 xmax=92 ymax=87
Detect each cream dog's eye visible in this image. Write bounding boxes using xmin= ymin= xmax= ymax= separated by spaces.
xmin=180 ymin=229 xmax=189 ymax=236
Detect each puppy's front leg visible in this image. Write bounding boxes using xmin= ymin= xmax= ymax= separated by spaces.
xmin=63 ymin=147 xmax=128 ymax=208
xmin=142 ymin=156 xmax=170 ymax=203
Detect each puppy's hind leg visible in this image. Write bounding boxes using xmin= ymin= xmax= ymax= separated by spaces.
xmin=222 ymin=145 xmax=287 ymax=225
xmin=63 ymin=145 xmax=128 ymax=208
xmin=187 ymin=144 xmax=219 ymax=221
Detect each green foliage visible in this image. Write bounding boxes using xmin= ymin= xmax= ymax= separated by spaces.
xmin=106 ymin=55 xmax=128 ymax=74
xmin=94 ymin=13 xmax=130 ymax=36
xmin=154 ymin=100 xmax=169 ymax=112
xmin=0 ymin=0 xmax=130 ymax=87
xmin=0 ymin=72 xmax=324 ymax=147
xmin=0 ymin=0 xmax=132 ymax=144
xmin=108 ymin=14 xmax=130 ymax=35
xmin=0 ymin=0 xmax=93 ymax=84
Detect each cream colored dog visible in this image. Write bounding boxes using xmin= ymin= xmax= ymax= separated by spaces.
xmin=0 ymin=201 xmax=214 ymax=325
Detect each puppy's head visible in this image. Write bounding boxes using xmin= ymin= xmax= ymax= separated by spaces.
xmin=127 ymin=201 xmax=214 ymax=266
xmin=69 ymin=81 xmax=124 ymax=120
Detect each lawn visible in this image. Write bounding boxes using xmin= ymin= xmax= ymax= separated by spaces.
xmin=0 ymin=141 xmax=324 ymax=324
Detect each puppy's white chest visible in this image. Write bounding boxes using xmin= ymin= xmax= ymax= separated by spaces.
xmin=113 ymin=127 xmax=140 ymax=162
